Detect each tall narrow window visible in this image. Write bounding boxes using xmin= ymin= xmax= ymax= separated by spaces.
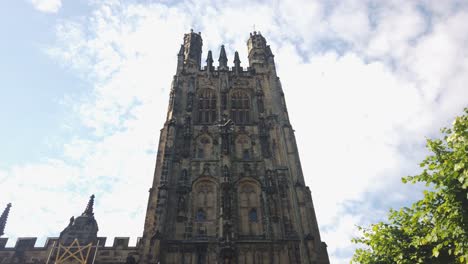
xmin=230 ymin=90 xmax=250 ymax=124
xmin=197 ymin=89 xmax=217 ymax=123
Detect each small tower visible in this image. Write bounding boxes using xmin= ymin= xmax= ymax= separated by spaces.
xmin=0 ymin=203 xmax=11 ymax=237
xmin=182 ymin=29 xmax=203 ymax=70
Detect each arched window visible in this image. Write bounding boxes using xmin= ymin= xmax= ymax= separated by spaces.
xmin=238 ymin=182 xmax=262 ymax=235
xmin=230 ymin=90 xmax=250 ymax=124
xmin=197 ymin=89 xmax=217 ymax=123
xmin=193 ymin=180 xmax=217 ymax=236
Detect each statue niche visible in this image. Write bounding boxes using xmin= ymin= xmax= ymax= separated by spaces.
xmin=194 ymin=134 xmax=214 ymax=159
xmin=235 ymin=135 xmax=253 ymax=160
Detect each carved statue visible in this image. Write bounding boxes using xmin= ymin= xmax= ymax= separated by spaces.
xmin=202 ymin=163 xmax=211 ymax=176
xmin=218 ymin=117 xmax=234 ymax=155
xmin=177 ymin=195 xmax=187 ymax=212
xmin=68 ymin=216 xmax=74 ymax=227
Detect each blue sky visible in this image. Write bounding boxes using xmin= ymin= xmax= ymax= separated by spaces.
xmin=1 ymin=1 xmax=468 ymax=263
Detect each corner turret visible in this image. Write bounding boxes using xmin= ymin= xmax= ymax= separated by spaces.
xmin=0 ymin=203 xmax=11 ymax=237
xmin=247 ymin=31 xmax=273 ymax=71
xmin=182 ymin=29 xmax=203 ymax=71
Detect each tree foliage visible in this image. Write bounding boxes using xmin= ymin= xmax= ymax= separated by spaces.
xmin=352 ymin=108 xmax=468 ymax=264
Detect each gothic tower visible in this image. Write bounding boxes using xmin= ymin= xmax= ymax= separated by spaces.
xmin=140 ymin=31 xmax=330 ymax=264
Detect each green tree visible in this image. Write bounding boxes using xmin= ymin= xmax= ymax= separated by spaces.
xmin=352 ymin=108 xmax=468 ymax=264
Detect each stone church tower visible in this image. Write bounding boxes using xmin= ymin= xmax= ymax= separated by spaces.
xmin=139 ymin=31 xmax=330 ymax=264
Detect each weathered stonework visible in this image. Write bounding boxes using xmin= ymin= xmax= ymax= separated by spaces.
xmin=0 ymin=31 xmax=329 ymax=264
xmin=139 ymin=31 xmax=330 ymax=264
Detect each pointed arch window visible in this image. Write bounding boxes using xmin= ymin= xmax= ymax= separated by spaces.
xmin=230 ymin=90 xmax=250 ymax=124
xmin=197 ymin=89 xmax=217 ymax=123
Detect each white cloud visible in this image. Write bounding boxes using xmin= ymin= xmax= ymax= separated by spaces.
xmin=29 ymin=0 xmax=62 ymax=13
xmin=2 ymin=1 xmax=468 ymax=263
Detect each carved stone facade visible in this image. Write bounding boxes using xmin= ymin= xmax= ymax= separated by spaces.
xmin=0 ymin=31 xmax=329 ymax=264
xmin=139 ymin=31 xmax=330 ymax=264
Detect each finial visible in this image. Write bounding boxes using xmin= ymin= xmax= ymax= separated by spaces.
xmin=190 ymin=28 xmax=193 ymax=33
xmin=82 ymin=194 xmax=95 ymax=217
xmin=0 ymin=203 xmax=12 ymax=237
xmin=218 ymin=45 xmax=228 ymax=69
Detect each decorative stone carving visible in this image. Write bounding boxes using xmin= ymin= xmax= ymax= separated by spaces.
xmin=218 ymin=116 xmax=234 ymax=155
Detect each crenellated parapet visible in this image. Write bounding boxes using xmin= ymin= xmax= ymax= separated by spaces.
xmin=0 ymin=236 xmax=140 ymax=264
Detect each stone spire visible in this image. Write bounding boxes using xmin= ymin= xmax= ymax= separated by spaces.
xmin=218 ymin=45 xmax=228 ymax=70
xmin=0 ymin=203 xmax=11 ymax=237
xmin=82 ymin=194 xmax=95 ymax=217
xmin=206 ymin=50 xmax=214 ymax=71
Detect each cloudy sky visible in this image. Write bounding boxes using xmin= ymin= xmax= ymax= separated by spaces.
xmin=1 ymin=0 xmax=467 ymax=263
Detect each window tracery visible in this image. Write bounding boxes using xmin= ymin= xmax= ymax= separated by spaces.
xmin=238 ymin=182 xmax=262 ymax=235
xmin=230 ymin=90 xmax=250 ymax=124
xmin=197 ymin=89 xmax=217 ymax=123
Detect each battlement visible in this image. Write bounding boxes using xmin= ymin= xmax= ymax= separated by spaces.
xmin=0 ymin=237 xmax=140 ymax=250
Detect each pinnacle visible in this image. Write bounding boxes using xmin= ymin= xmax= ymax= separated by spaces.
xmin=218 ymin=45 xmax=228 ymax=67
xmin=82 ymin=194 xmax=95 ymax=217
xmin=206 ymin=50 xmax=213 ymax=63
xmin=234 ymin=51 xmax=241 ymax=68
xmin=0 ymin=203 xmax=12 ymax=237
